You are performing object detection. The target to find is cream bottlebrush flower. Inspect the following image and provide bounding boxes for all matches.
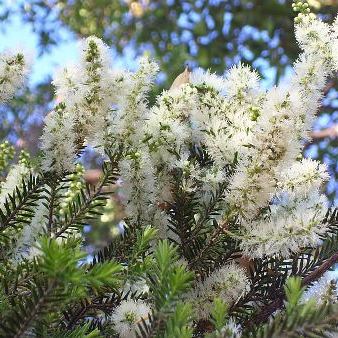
[145,84,197,164]
[201,107,256,166]
[191,66,262,166]
[189,87,234,164]
[53,36,130,150]
[291,55,327,133]
[53,37,130,105]
[223,63,260,100]
[118,148,157,224]
[190,83,229,138]
[226,167,274,220]
[240,190,328,258]
[0,47,32,103]
[277,158,329,195]
[190,68,227,94]
[12,199,48,262]
[198,13,335,222]
[295,15,332,59]
[52,63,84,108]
[258,86,307,140]
[71,37,111,144]
[289,15,336,133]
[256,86,304,157]
[203,121,255,166]
[226,85,304,219]
[40,104,77,174]
[111,300,151,338]
[159,83,198,120]
[0,163,29,206]
[191,263,249,319]
[332,17,338,71]
[110,56,158,146]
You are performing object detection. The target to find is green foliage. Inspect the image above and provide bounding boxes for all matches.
[0,173,45,233]
[0,140,15,173]
[0,236,122,337]
[141,240,194,336]
[51,323,101,338]
[253,277,338,338]
[0,146,337,336]
[0,3,338,330]
[284,277,305,313]
[52,159,118,238]
[126,225,157,278]
[210,298,229,333]
[39,237,122,291]
[149,240,193,314]
[164,302,194,338]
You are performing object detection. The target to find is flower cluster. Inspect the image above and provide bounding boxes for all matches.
[189,263,249,319]
[38,8,338,260]
[40,102,77,173]
[0,141,15,172]
[0,47,32,103]
[111,300,151,338]
[59,163,85,215]
[41,37,132,172]
[0,162,29,206]
[0,1,338,336]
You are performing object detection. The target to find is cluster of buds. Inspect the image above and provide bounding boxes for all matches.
[292,0,316,23]
[18,150,31,168]
[0,141,15,172]
[59,163,85,215]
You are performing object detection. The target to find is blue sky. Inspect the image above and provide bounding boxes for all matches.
[0,5,78,85]
[0,1,281,88]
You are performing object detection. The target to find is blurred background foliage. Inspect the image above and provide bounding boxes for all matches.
[0,0,338,200]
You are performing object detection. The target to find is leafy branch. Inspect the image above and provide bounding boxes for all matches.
[0,173,46,233]
[53,160,118,238]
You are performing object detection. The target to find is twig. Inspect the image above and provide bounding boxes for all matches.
[54,176,111,238]
[0,174,45,232]
[47,181,59,235]
[302,252,338,286]
[249,251,338,326]
[188,221,229,269]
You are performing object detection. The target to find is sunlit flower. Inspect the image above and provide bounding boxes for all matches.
[111,300,151,338]
[0,47,32,103]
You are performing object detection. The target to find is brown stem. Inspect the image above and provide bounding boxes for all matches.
[308,124,338,141]
[188,221,228,269]
[54,176,110,238]
[13,281,55,338]
[302,252,338,286]
[249,252,338,326]
[47,181,58,235]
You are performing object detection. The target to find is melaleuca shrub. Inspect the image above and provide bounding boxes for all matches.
[0,1,338,337]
